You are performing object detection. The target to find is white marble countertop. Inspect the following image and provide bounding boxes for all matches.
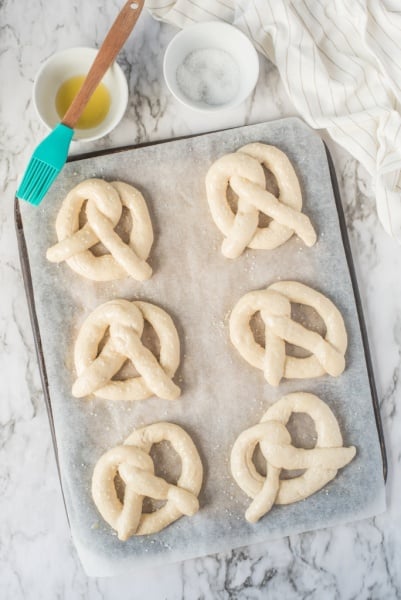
[1,3,401,598]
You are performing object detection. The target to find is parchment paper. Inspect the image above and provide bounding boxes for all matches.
[19,118,386,577]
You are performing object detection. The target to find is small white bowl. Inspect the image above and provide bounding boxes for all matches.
[163,21,259,112]
[33,47,129,142]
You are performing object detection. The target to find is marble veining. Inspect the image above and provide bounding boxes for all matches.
[1,2,401,598]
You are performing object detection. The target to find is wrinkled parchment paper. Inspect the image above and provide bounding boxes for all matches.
[19,118,386,576]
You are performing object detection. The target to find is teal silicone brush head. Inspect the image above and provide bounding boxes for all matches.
[16,123,74,205]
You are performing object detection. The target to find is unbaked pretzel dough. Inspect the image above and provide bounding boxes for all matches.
[231,392,356,522]
[92,422,203,540]
[72,299,181,401]
[47,178,153,281]
[229,281,347,385]
[205,143,317,258]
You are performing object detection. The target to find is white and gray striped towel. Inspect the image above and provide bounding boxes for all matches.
[147,0,401,243]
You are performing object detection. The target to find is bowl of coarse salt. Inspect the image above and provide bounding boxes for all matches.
[163,21,259,112]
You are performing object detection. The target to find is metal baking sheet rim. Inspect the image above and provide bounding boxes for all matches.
[14,125,388,544]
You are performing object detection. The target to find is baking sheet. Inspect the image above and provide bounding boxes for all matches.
[17,118,386,577]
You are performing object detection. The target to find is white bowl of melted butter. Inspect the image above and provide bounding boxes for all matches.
[163,22,259,112]
[33,47,128,142]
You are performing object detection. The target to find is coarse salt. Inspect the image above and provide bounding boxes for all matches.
[176,48,240,106]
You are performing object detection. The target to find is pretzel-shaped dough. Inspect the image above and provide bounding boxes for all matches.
[92,422,203,539]
[205,143,317,258]
[229,281,347,385]
[47,179,153,281]
[72,299,181,401]
[231,392,356,523]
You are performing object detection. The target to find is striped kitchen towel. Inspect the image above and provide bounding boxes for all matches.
[147,0,401,243]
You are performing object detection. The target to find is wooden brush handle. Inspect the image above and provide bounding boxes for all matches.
[62,0,144,129]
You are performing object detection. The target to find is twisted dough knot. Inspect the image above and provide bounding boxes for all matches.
[231,393,356,523]
[92,423,203,540]
[229,281,347,385]
[205,143,317,258]
[72,299,181,401]
[46,179,153,281]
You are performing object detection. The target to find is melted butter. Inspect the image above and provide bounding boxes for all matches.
[55,75,111,129]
